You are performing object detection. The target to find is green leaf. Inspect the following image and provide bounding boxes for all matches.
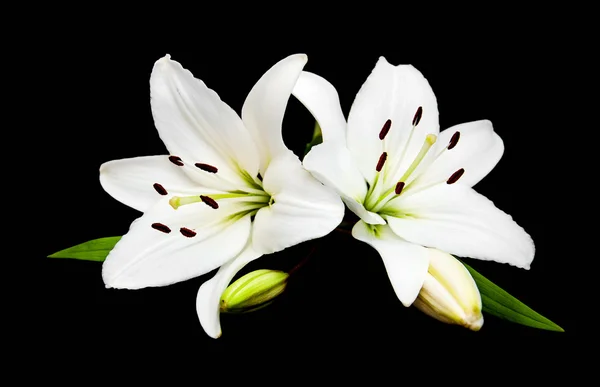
[47,236,121,262]
[303,121,323,158]
[462,261,564,332]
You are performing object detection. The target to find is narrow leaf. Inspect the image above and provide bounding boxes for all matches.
[462,261,564,332]
[48,236,121,262]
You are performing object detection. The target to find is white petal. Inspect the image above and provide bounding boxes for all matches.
[343,198,386,225]
[252,152,344,254]
[292,71,347,142]
[352,221,430,306]
[196,244,262,339]
[99,156,202,212]
[102,198,252,289]
[303,141,384,225]
[242,54,307,173]
[384,184,535,269]
[303,141,367,202]
[412,120,504,188]
[346,58,439,187]
[150,55,259,185]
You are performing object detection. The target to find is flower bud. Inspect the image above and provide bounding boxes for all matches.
[413,249,484,331]
[220,269,289,314]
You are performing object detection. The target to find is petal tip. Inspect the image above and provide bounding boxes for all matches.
[154,54,177,72]
[400,295,417,307]
[377,56,390,65]
[295,53,308,63]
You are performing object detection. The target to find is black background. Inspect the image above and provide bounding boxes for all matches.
[23,25,586,377]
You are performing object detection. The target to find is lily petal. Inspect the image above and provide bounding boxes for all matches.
[150,55,259,186]
[304,142,384,225]
[196,244,262,339]
[252,152,344,254]
[384,184,535,269]
[303,141,365,202]
[102,198,252,289]
[242,54,307,174]
[411,120,504,188]
[99,156,209,212]
[292,71,347,143]
[346,58,439,187]
[352,221,430,306]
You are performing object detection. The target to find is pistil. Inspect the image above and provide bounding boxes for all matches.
[368,134,437,213]
[398,134,437,183]
[169,192,270,210]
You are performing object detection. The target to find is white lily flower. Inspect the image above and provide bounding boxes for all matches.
[292,57,534,308]
[99,54,344,338]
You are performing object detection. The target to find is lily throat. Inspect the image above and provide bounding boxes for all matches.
[363,107,464,214]
[150,155,273,237]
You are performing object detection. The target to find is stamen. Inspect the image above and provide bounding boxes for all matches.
[379,119,392,140]
[376,152,388,172]
[390,107,425,180]
[195,163,218,173]
[398,134,437,182]
[200,195,219,209]
[395,182,405,195]
[257,173,263,182]
[168,155,184,166]
[447,168,465,184]
[448,131,460,150]
[412,106,423,126]
[151,223,171,234]
[180,227,197,238]
[153,183,168,195]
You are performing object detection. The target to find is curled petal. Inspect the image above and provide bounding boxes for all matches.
[252,152,344,254]
[292,71,347,143]
[352,221,430,307]
[303,141,384,224]
[303,141,364,198]
[242,54,307,174]
[196,244,262,339]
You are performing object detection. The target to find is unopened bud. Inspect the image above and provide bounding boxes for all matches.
[220,269,289,314]
[413,249,484,331]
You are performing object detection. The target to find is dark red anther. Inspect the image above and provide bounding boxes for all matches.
[180,227,197,238]
[395,181,405,195]
[151,223,171,234]
[153,183,168,195]
[168,155,184,166]
[448,131,460,150]
[200,195,219,209]
[379,119,392,140]
[447,168,465,184]
[412,106,423,126]
[195,163,218,173]
[376,152,388,172]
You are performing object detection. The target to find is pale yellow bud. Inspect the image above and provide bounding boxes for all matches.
[220,269,289,314]
[413,249,484,331]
